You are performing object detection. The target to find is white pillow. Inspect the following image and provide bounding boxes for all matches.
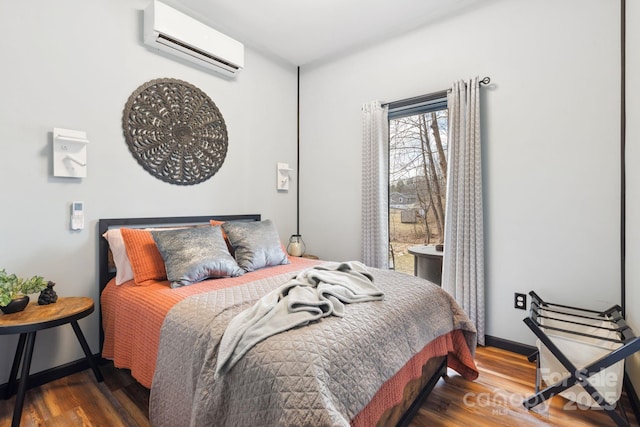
[102,229,134,285]
[103,226,188,285]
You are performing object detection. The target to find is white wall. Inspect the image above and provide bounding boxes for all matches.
[625,0,640,400]
[0,0,297,383]
[2,0,637,395]
[300,0,622,347]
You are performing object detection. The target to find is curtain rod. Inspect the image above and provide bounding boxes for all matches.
[382,76,491,108]
[446,76,491,92]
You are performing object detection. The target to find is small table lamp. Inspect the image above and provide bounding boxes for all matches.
[287,234,306,257]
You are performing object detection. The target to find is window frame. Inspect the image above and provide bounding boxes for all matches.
[387,90,448,120]
[386,91,448,272]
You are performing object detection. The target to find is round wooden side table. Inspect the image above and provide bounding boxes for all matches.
[0,296,103,427]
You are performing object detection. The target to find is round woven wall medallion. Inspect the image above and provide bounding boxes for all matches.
[122,78,228,185]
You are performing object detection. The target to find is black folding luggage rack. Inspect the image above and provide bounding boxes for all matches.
[523,291,640,427]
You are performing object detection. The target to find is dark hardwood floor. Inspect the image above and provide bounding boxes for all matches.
[0,346,637,426]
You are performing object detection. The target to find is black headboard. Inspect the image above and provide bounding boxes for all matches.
[97,214,261,293]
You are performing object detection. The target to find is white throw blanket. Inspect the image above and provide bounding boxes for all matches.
[215,261,384,377]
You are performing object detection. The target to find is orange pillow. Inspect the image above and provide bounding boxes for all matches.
[120,228,167,285]
[210,220,233,254]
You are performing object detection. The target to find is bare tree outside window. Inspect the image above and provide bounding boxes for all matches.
[389,109,448,274]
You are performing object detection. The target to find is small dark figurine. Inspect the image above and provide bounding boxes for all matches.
[38,281,58,305]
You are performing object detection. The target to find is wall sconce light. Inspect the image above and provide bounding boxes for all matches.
[277,162,293,191]
[53,128,89,178]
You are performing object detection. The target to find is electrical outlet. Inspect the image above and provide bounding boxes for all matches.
[514,293,527,310]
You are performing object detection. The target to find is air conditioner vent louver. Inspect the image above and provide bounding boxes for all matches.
[155,34,240,71]
[144,1,244,78]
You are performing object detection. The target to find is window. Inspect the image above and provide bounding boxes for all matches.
[388,93,448,274]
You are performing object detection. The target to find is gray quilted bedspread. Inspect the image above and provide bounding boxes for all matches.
[149,265,476,427]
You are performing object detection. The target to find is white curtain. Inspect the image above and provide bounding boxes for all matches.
[442,77,485,345]
[361,101,389,269]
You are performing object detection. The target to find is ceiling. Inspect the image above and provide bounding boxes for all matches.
[164,0,486,66]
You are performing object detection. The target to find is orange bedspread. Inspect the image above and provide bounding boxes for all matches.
[101,257,478,425]
[101,256,321,388]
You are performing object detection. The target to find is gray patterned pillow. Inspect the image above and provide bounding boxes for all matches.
[222,219,289,272]
[151,226,244,288]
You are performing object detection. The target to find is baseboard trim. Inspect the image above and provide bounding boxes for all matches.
[0,353,102,397]
[484,335,536,356]
[624,372,640,425]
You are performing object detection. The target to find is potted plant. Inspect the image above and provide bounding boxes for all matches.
[0,269,48,314]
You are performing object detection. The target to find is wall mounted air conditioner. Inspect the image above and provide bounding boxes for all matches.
[143,0,244,78]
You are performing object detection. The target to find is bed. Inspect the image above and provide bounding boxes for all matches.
[98,214,479,426]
